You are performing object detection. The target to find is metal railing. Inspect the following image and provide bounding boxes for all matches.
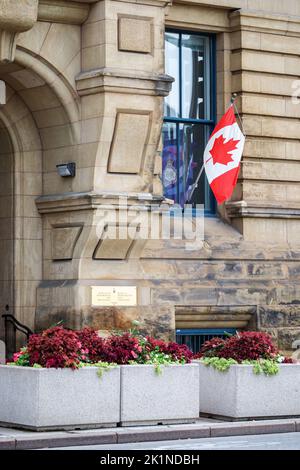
[2,306,33,360]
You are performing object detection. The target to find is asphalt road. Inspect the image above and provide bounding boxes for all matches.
[50,432,300,450]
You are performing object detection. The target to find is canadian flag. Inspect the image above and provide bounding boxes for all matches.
[204,105,245,204]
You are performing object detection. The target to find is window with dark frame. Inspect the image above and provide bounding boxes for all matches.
[163,31,216,213]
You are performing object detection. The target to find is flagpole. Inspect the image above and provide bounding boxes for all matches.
[185,162,205,203]
[231,93,246,136]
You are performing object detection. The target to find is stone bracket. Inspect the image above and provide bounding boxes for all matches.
[0,0,38,62]
[38,0,90,25]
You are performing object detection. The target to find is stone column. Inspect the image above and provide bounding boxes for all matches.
[35,0,174,338]
[226,9,300,244]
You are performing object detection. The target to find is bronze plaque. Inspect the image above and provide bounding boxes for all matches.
[91,286,137,306]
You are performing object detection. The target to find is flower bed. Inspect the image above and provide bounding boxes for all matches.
[194,331,299,420]
[0,325,199,429]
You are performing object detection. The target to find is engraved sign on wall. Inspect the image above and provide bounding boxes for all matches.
[91,286,137,307]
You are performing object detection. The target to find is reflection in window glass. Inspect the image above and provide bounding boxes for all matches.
[162,122,177,202]
[164,33,180,118]
[163,31,215,212]
[181,34,210,120]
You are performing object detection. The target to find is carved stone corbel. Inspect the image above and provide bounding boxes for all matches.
[0,0,38,62]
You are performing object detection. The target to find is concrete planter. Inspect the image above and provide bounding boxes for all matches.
[198,362,300,420]
[120,364,199,426]
[0,365,120,430]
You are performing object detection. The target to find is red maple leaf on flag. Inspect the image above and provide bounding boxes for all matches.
[209,135,240,166]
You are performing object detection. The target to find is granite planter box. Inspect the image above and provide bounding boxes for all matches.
[0,365,121,430]
[198,362,300,420]
[120,364,200,426]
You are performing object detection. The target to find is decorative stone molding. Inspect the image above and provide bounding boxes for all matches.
[38,0,90,25]
[230,9,300,36]
[108,111,151,174]
[51,225,83,261]
[0,0,38,62]
[76,68,173,97]
[226,201,300,219]
[36,191,167,214]
[118,15,153,54]
[175,305,256,329]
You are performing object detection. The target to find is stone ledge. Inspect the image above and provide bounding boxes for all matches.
[36,191,170,214]
[76,68,174,97]
[226,201,300,219]
[175,305,256,329]
[230,9,300,36]
[38,0,90,25]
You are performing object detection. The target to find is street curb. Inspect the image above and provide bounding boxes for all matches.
[117,426,211,443]
[0,437,15,450]
[209,419,296,438]
[15,431,118,450]
[0,419,300,449]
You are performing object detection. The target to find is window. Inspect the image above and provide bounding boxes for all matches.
[176,329,237,354]
[163,31,216,212]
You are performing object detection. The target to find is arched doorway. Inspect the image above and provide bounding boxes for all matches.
[0,49,80,344]
[0,79,43,343]
[0,121,14,341]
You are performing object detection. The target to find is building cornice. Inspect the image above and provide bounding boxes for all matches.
[230,9,300,36]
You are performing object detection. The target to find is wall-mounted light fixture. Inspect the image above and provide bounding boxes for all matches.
[56,162,76,177]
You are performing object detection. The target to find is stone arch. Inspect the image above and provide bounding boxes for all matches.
[0,83,42,336]
[0,46,81,337]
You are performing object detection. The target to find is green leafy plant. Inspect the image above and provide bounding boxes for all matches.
[130,347,184,375]
[201,357,238,372]
[79,361,117,379]
[196,331,294,376]
[251,359,279,376]
[200,357,280,375]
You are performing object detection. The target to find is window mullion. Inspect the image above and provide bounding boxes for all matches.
[179,32,182,118]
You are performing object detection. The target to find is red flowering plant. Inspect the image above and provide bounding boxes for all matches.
[26,327,84,369]
[193,337,225,359]
[100,332,143,364]
[132,336,193,372]
[196,331,295,375]
[9,323,193,371]
[77,327,106,363]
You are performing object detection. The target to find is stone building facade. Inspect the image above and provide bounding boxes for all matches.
[0,0,299,352]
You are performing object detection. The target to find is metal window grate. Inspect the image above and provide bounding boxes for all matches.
[176,328,236,354]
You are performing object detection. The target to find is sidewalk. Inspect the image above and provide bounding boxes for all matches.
[1,417,300,450]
